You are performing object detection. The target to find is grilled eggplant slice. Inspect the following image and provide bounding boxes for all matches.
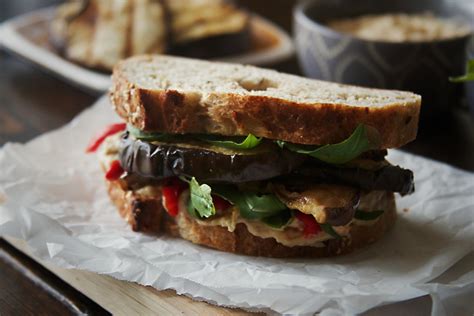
[280,164,414,195]
[119,133,304,183]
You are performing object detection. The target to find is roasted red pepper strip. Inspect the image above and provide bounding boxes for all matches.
[105,160,124,181]
[162,187,179,217]
[86,123,127,153]
[295,211,321,237]
[162,178,187,217]
[212,195,232,211]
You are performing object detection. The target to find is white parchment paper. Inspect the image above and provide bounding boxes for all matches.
[0,96,473,315]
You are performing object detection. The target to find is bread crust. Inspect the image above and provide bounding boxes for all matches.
[106,179,397,258]
[110,67,420,148]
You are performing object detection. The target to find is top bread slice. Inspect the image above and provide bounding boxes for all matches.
[110,55,421,148]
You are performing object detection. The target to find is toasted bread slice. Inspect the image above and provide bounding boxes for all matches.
[52,0,250,71]
[52,0,168,71]
[169,1,249,44]
[111,55,421,148]
[106,178,397,258]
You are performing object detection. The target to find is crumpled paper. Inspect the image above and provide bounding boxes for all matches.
[0,96,473,316]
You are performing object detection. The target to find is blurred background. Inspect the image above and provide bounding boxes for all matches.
[0,1,473,315]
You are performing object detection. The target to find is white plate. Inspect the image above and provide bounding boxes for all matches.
[0,7,294,93]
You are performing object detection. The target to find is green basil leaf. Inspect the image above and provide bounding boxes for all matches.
[188,177,215,218]
[196,134,262,149]
[277,124,381,164]
[129,125,262,150]
[187,198,200,219]
[450,59,474,83]
[354,210,384,221]
[320,223,341,239]
[213,185,286,220]
[261,211,293,229]
[238,193,287,219]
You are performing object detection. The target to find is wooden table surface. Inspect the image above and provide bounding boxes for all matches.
[1,1,473,315]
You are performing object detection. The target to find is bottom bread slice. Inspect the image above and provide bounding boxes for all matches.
[107,179,397,258]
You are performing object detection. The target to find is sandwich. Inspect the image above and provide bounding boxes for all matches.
[51,0,250,71]
[88,55,421,258]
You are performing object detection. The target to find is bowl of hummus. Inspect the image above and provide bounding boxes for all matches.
[294,0,473,114]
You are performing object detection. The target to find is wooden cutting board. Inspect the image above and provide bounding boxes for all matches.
[5,237,258,315]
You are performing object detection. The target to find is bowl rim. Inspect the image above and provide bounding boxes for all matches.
[293,0,473,46]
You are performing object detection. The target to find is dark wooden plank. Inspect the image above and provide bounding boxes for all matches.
[0,238,111,315]
[0,1,111,314]
[0,51,97,145]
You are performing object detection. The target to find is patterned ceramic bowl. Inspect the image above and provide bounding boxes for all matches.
[294,0,474,113]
